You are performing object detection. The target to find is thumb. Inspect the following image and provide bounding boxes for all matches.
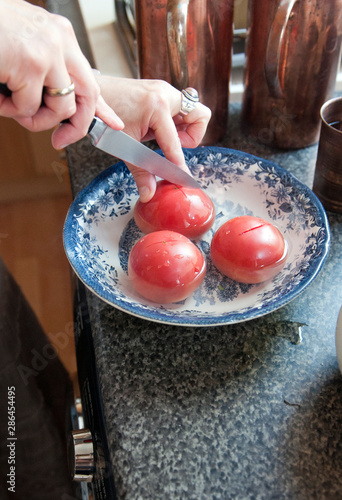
[126,162,157,203]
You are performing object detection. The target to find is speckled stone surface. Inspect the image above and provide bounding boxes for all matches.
[66,103,342,499]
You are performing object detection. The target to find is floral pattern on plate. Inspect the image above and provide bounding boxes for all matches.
[63,147,330,326]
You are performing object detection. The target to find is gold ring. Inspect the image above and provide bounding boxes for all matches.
[44,81,75,97]
[179,87,199,116]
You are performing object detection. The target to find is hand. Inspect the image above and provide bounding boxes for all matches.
[97,76,211,202]
[0,0,123,148]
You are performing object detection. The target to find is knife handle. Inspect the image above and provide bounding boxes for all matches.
[87,117,108,145]
[88,117,97,134]
[0,83,12,97]
[61,118,97,135]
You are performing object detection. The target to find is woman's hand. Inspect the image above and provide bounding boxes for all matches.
[0,0,123,147]
[0,0,211,200]
[97,76,211,202]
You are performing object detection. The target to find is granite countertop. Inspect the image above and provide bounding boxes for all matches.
[66,102,342,499]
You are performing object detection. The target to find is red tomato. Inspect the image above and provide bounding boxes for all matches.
[128,230,206,303]
[134,180,215,240]
[210,216,288,284]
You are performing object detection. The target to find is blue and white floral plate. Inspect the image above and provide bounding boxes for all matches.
[63,147,330,326]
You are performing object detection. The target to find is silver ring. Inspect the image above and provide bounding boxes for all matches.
[179,87,199,116]
[44,81,75,97]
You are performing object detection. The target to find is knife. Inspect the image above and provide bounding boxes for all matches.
[88,117,200,189]
[0,83,200,189]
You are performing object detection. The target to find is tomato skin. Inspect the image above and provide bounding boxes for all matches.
[128,230,206,303]
[210,216,288,284]
[134,180,215,240]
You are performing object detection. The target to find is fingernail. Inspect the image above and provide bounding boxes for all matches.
[110,110,124,128]
[138,186,152,202]
[116,117,125,128]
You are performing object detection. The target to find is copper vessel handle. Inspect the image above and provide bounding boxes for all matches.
[166,0,190,89]
[265,0,297,98]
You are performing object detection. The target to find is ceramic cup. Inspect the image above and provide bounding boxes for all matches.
[313,97,342,213]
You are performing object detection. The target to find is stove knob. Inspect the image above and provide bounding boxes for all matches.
[68,429,94,482]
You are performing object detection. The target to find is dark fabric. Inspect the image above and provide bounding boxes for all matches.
[0,257,76,499]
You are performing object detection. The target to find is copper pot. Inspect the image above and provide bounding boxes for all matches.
[135,0,234,145]
[241,0,342,149]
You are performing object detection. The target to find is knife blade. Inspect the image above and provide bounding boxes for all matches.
[88,117,200,189]
[0,83,199,189]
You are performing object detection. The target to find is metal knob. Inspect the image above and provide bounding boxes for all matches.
[68,429,94,482]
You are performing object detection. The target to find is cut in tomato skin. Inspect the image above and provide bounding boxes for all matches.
[134,180,215,240]
[210,216,288,284]
[128,230,206,303]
